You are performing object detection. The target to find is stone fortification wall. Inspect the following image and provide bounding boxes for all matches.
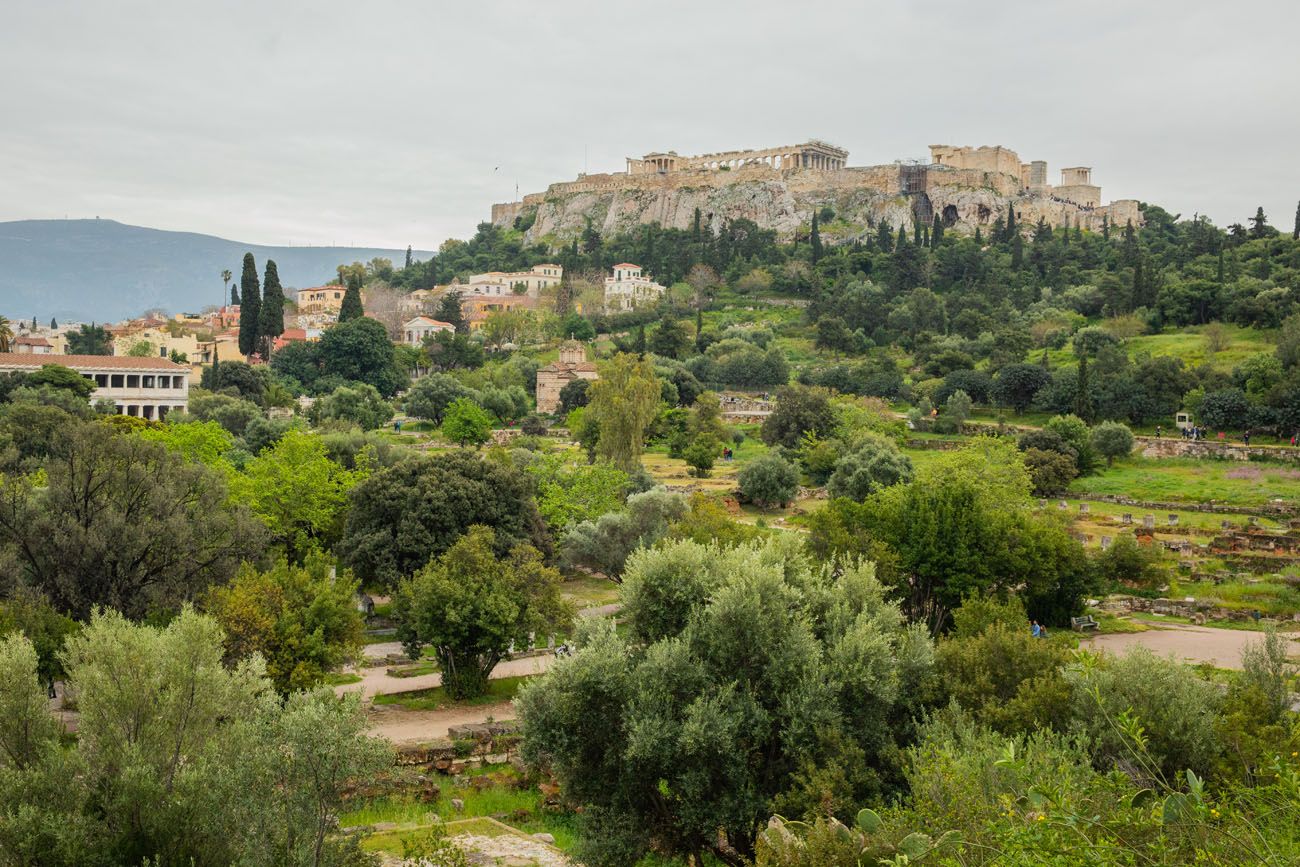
[493,159,1139,242]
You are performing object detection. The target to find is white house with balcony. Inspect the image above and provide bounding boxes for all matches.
[603,263,666,311]
[0,353,190,420]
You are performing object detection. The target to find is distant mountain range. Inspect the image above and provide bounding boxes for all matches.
[0,219,432,322]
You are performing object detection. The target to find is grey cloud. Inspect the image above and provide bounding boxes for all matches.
[1,0,1298,248]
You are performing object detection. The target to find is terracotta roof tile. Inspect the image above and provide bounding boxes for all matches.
[0,353,189,371]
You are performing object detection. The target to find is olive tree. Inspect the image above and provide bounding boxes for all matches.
[1090,420,1135,466]
[393,526,570,698]
[518,536,934,867]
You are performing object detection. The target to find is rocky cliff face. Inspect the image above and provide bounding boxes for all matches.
[494,164,1140,244]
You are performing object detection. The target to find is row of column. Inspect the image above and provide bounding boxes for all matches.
[691,152,844,171]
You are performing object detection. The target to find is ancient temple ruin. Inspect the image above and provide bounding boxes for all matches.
[626,140,849,174]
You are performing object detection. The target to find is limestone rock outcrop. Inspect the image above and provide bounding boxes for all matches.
[493,160,1140,245]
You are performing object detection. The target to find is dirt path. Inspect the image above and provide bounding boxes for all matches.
[1084,622,1294,670]
[337,653,557,700]
[366,700,519,744]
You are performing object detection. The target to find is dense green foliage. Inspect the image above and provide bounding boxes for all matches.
[341,450,549,588]
[0,610,388,866]
[393,526,569,698]
[519,536,934,866]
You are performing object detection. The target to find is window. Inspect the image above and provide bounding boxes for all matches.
[142,375,155,388]
[127,375,140,388]
[111,374,124,388]
[95,374,108,387]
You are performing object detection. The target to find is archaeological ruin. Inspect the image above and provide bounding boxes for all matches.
[491,138,1140,246]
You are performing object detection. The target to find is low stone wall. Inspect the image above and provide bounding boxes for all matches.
[1076,492,1300,517]
[395,721,523,775]
[1136,437,1300,464]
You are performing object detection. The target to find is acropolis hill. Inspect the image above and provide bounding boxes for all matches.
[492,141,1141,243]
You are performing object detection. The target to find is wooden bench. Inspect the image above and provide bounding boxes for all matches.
[1071,615,1100,633]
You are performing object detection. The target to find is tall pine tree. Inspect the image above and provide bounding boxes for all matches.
[810,211,822,263]
[236,253,261,357]
[931,214,943,247]
[405,245,413,269]
[1005,202,1017,241]
[1249,207,1270,239]
[338,273,365,322]
[1292,201,1300,241]
[259,259,286,354]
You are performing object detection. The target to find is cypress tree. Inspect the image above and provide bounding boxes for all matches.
[1249,207,1269,239]
[1132,257,1145,309]
[237,253,260,357]
[1011,234,1024,269]
[913,219,922,247]
[231,284,241,306]
[259,259,286,354]
[1293,201,1300,241]
[50,317,57,329]
[31,316,37,330]
[810,211,822,263]
[405,246,413,269]
[931,214,943,247]
[974,226,982,244]
[896,225,908,250]
[1102,215,1110,241]
[692,207,702,244]
[211,343,221,390]
[338,273,365,322]
[1005,203,1016,241]
[1074,354,1091,422]
[876,220,893,252]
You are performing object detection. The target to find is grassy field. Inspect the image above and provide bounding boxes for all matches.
[344,764,698,864]
[1054,497,1287,531]
[560,574,620,609]
[371,675,531,712]
[1041,323,1276,373]
[343,764,581,853]
[1167,578,1300,616]
[1070,456,1300,508]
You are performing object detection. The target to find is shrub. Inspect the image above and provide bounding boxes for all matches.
[738,453,800,508]
[1066,646,1222,781]
[441,398,493,446]
[826,437,913,501]
[1090,420,1135,466]
[1022,447,1078,496]
[681,435,720,478]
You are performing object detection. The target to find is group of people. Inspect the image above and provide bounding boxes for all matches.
[1155,424,1231,442]
[1031,621,1049,639]
[722,446,734,461]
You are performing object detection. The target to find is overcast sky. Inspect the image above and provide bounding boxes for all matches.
[2,0,1298,250]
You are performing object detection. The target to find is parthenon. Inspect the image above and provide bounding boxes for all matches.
[627,140,848,175]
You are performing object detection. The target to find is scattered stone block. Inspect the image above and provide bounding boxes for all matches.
[451,798,465,813]
[1168,514,1179,526]
[1078,503,1090,514]
[1121,513,1133,524]
[1144,515,1155,529]
[1101,536,1112,549]
[1058,500,1069,510]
